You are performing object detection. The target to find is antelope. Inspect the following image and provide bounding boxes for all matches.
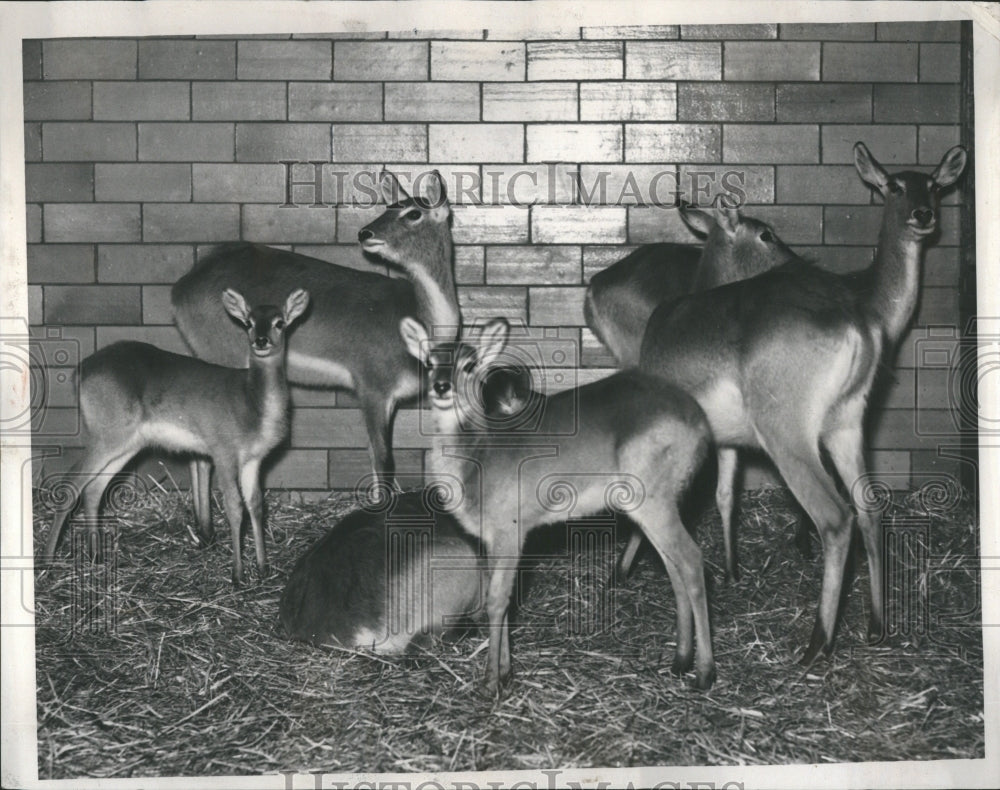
[171,170,458,534]
[400,316,716,694]
[584,199,800,368]
[279,366,532,654]
[586,201,803,581]
[637,144,967,665]
[44,289,310,586]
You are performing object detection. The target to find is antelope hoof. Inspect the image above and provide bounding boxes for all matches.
[799,621,833,667]
[725,563,741,584]
[197,529,216,549]
[867,616,886,645]
[231,569,244,588]
[258,561,271,579]
[670,652,694,677]
[693,665,716,691]
[611,562,630,587]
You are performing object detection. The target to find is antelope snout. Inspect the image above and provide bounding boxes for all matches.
[912,208,934,227]
[433,381,451,397]
[254,336,270,350]
[358,228,374,243]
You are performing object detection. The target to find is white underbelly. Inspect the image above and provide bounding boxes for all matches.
[287,351,356,389]
[696,380,755,446]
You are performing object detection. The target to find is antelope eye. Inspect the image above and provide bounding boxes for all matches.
[760,230,774,243]
[403,209,422,221]
[888,181,903,194]
[274,319,286,330]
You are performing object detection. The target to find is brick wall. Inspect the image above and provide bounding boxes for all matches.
[25,21,969,494]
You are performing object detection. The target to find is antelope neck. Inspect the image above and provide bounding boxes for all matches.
[401,237,460,339]
[868,210,925,345]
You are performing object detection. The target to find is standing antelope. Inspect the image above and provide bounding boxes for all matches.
[587,201,803,581]
[585,200,800,368]
[171,170,458,533]
[44,289,310,586]
[637,144,967,665]
[401,316,716,694]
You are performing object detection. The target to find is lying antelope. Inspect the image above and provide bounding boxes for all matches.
[44,289,309,586]
[401,316,715,694]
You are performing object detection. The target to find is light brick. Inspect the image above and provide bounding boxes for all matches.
[451,205,529,244]
[776,83,871,123]
[874,84,960,124]
[725,42,820,80]
[486,246,581,285]
[823,43,918,82]
[483,83,578,122]
[529,286,588,326]
[724,124,819,164]
[334,206,381,244]
[578,164,680,206]
[95,164,191,201]
[98,245,195,283]
[139,123,234,162]
[877,21,961,42]
[677,83,773,122]
[23,40,42,80]
[580,82,676,122]
[583,26,679,40]
[142,285,174,324]
[242,205,337,244]
[918,126,961,165]
[96,325,187,355]
[289,82,380,122]
[238,123,329,162]
[143,204,240,242]
[27,245,94,284]
[23,82,91,121]
[779,23,874,41]
[385,82,480,121]
[626,42,721,80]
[483,163,576,205]
[527,124,621,163]
[678,164,775,205]
[332,124,426,162]
[370,164,484,206]
[93,82,190,121]
[387,29,484,40]
[45,204,141,243]
[431,124,523,163]
[454,245,485,284]
[139,40,236,79]
[431,42,525,81]
[823,206,881,244]
[457,286,527,324]
[45,285,141,325]
[334,41,428,80]
[682,24,777,40]
[627,205,703,245]
[821,125,916,164]
[43,123,136,162]
[625,124,720,163]
[193,163,287,202]
[582,246,637,282]
[193,82,287,121]
[25,163,94,202]
[920,43,961,82]
[238,40,331,79]
[43,40,136,79]
[743,205,823,244]
[527,42,622,80]
[531,206,626,244]
[775,165,870,204]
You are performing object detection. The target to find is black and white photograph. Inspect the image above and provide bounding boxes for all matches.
[1,1,997,788]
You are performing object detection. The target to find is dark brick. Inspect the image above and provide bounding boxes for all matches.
[626,123,720,163]
[237,123,329,162]
[457,286,527,324]
[529,286,588,326]
[486,245,580,285]
[742,205,823,244]
[25,123,41,162]
[582,26,679,40]
[193,82,286,121]
[725,42,820,80]
[779,23,875,41]
[454,245,485,284]
[920,43,961,82]
[242,204,338,244]
[96,325,188,355]
[823,43,917,82]
[776,84,871,123]
[25,163,94,202]
[27,245,95,284]
[918,126,961,165]
[98,245,195,283]
[139,40,236,79]
[139,123,234,162]
[682,24,777,40]
[678,164,775,205]
[93,82,190,121]
[23,82,91,121]
[874,84,960,124]
[328,449,423,489]
[451,205,528,244]
[143,204,240,242]
[238,40,332,80]
[334,41,428,81]
[775,165,870,204]
[95,164,191,201]
[267,451,330,490]
[22,40,42,80]
[193,164,286,202]
[289,82,381,122]
[385,82,480,121]
[43,40,136,79]
[877,21,961,42]
[27,204,41,242]
[45,204,141,242]
[821,125,916,164]
[677,83,773,122]
[142,285,174,324]
[823,205,881,244]
[43,123,136,162]
[45,285,141,325]
[724,124,819,164]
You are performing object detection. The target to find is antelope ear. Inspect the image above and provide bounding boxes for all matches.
[283,289,310,326]
[221,289,252,326]
[423,169,451,222]
[932,146,967,189]
[399,316,431,364]
[853,142,889,192]
[380,170,410,205]
[473,318,510,370]
[713,194,740,235]
[678,201,713,238]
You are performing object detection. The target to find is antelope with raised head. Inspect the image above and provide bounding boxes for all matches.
[636,144,967,665]
[401,316,716,694]
[171,171,459,533]
[44,289,310,586]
